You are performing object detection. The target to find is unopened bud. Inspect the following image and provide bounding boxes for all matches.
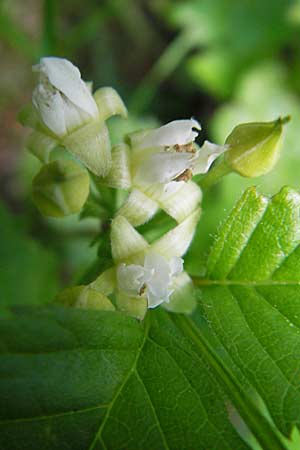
[32,159,90,217]
[224,116,290,178]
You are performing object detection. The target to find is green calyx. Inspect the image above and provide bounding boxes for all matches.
[32,159,90,218]
[224,116,290,178]
[56,285,115,311]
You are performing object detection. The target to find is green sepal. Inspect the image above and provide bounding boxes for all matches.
[62,120,111,177]
[56,285,115,311]
[91,267,116,295]
[93,87,128,121]
[111,215,149,264]
[116,291,147,320]
[26,130,58,163]
[101,144,132,189]
[117,189,158,226]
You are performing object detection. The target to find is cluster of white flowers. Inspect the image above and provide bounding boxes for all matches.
[25,57,228,319]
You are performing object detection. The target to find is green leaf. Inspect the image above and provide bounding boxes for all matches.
[194,186,300,437]
[0,306,247,450]
[2,187,300,449]
[0,203,59,306]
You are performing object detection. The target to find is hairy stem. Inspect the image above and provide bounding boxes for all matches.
[197,158,232,190]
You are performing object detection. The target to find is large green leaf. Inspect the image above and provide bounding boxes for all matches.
[1,187,300,449]
[195,186,300,437]
[0,306,247,450]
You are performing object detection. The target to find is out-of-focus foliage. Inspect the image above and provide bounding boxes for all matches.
[166,0,299,98]
[0,202,59,305]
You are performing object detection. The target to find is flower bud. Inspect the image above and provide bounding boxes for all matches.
[32,57,98,137]
[28,57,128,177]
[32,159,90,217]
[56,285,115,311]
[224,117,289,178]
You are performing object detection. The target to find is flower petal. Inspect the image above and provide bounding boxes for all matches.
[144,252,173,308]
[163,272,196,314]
[150,208,201,258]
[32,83,67,136]
[135,119,201,149]
[193,140,228,174]
[117,189,159,226]
[61,95,92,133]
[117,263,145,296]
[134,152,193,185]
[93,87,128,121]
[111,215,150,263]
[34,57,98,118]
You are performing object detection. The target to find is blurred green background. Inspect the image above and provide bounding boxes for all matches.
[1,0,300,303]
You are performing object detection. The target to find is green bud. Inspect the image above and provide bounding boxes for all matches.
[32,159,90,217]
[224,116,290,178]
[56,285,115,311]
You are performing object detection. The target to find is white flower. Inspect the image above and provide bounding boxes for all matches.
[132,119,228,186]
[117,253,183,308]
[109,211,199,317]
[32,57,98,136]
[91,212,199,319]
[101,119,227,227]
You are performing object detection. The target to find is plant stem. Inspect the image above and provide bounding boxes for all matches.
[64,7,110,54]
[42,0,57,56]
[107,0,160,54]
[197,159,232,190]
[129,30,198,115]
[173,314,288,450]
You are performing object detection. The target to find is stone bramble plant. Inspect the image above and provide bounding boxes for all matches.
[3,57,300,450]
